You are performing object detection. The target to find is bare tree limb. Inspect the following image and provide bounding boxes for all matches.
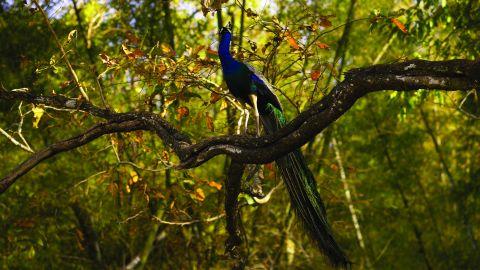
[0,120,146,193]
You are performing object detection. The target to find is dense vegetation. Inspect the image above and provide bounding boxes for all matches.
[1,0,479,269]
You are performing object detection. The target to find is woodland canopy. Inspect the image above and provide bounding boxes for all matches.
[0,0,479,269]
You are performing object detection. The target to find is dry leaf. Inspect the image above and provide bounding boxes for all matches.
[315,41,330,49]
[67,30,77,42]
[121,43,133,58]
[206,113,214,131]
[208,181,222,190]
[286,31,300,50]
[319,18,333,28]
[390,18,407,33]
[177,107,189,120]
[210,92,221,104]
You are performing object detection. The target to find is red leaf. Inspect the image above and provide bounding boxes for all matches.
[210,91,221,104]
[177,107,189,120]
[311,70,321,81]
[315,41,330,49]
[286,31,300,50]
[390,18,407,33]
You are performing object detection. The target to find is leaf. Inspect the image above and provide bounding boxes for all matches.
[131,49,144,58]
[99,53,116,66]
[122,43,133,58]
[194,188,205,201]
[206,113,214,131]
[220,100,228,110]
[390,18,407,33]
[129,170,139,184]
[315,41,330,49]
[246,8,258,18]
[201,0,210,16]
[311,70,321,81]
[177,107,189,120]
[206,48,218,56]
[210,91,221,104]
[286,238,296,264]
[32,106,44,128]
[161,43,175,57]
[285,31,300,50]
[67,30,77,42]
[319,18,333,28]
[208,181,222,190]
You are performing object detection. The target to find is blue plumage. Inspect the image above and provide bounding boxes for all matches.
[218,25,349,268]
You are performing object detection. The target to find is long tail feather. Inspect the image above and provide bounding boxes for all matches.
[261,104,350,268]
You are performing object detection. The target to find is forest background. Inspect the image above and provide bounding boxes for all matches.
[0,0,479,269]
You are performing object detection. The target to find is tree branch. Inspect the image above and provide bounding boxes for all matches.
[0,59,479,193]
[0,120,146,193]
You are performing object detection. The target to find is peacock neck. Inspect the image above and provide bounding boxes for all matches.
[219,32,235,68]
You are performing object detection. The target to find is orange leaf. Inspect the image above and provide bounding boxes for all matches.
[315,42,330,49]
[311,70,321,81]
[208,181,222,190]
[390,18,407,33]
[177,107,189,120]
[286,31,300,50]
[206,113,215,131]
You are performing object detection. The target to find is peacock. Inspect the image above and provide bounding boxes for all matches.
[218,24,349,268]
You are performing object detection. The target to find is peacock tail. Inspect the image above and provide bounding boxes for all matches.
[262,104,350,268]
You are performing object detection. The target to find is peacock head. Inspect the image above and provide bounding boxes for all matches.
[219,22,232,38]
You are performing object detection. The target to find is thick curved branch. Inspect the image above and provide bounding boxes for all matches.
[178,59,480,167]
[1,59,479,193]
[0,120,146,193]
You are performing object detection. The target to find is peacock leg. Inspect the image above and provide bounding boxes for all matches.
[244,108,250,134]
[236,107,244,135]
[249,94,260,136]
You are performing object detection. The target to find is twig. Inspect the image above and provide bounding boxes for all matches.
[151,213,225,226]
[0,120,145,194]
[0,127,34,153]
[119,210,145,224]
[32,0,90,101]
